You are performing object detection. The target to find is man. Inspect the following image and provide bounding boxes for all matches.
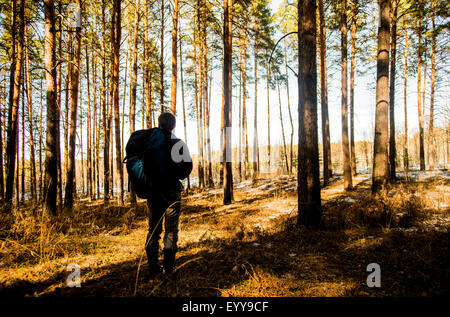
[144,112,192,277]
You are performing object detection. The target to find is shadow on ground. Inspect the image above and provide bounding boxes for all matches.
[1,176,448,297]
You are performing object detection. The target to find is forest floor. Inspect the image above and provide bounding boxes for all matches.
[0,170,449,297]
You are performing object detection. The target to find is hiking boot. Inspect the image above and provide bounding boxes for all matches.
[163,249,176,275]
[146,244,162,278]
[148,262,163,279]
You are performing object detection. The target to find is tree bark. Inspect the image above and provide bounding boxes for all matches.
[284,39,294,175]
[64,0,82,209]
[266,65,271,172]
[318,0,331,185]
[129,0,140,204]
[428,10,436,170]
[253,39,259,181]
[170,0,178,115]
[403,26,409,175]
[350,0,358,177]
[25,33,37,202]
[5,0,25,206]
[112,0,123,205]
[85,45,93,200]
[341,0,352,191]
[179,30,190,190]
[277,82,289,173]
[102,0,110,201]
[389,0,398,180]
[372,0,390,193]
[297,0,322,228]
[417,0,425,171]
[43,0,58,215]
[223,0,233,204]
[160,0,165,112]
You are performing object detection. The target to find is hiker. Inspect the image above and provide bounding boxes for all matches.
[143,112,192,277]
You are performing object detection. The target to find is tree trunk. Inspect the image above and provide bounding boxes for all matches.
[266,65,271,172]
[21,84,25,203]
[284,39,294,175]
[193,29,205,189]
[372,0,390,193]
[403,26,409,175]
[39,77,43,200]
[277,82,289,173]
[112,0,123,205]
[428,11,436,171]
[253,40,259,181]
[5,0,25,206]
[102,0,110,201]
[43,0,58,215]
[341,0,352,191]
[297,0,322,228]
[64,0,82,209]
[318,0,331,185]
[389,0,397,180]
[0,73,4,199]
[350,0,358,177]
[56,7,63,207]
[64,31,72,191]
[143,0,150,128]
[85,46,93,200]
[129,0,140,205]
[242,16,249,179]
[179,30,190,190]
[223,0,233,204]
[92,58,99,199]
[417,0,425,171]
[25,33,37,202]
[170,0,178,115]
[160,0,165,112]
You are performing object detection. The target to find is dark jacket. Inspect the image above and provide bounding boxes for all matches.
[143,128,192,194]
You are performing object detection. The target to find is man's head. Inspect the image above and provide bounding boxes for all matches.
[158,112,176,131]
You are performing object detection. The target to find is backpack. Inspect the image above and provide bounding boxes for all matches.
[124,128,193,199]
[123,129,154,199]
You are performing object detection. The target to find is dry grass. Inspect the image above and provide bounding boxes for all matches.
[0,172,448,297]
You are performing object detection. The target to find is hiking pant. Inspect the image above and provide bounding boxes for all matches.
[145,190,182,259]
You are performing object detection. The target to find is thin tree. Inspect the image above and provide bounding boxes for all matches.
[428,7,436,170]
[102,0,110,201]
[223,0,234,204]
[64,0,82,209]
[160,0,165,112]
[170,0,178,115]
[25,31,37,202]
[129,0,140,205]
[112,0,123,205]
[389,0,398,180]
[403,25,409,175]
[85,45,93,200]
[416,0,425,171]
[372,0,390,193]
[5,0,25,206]
[179,27,190,190]
[350,0,358,177]
[341,0,352,191]
[318,0,331,185]
[297,0,322,228]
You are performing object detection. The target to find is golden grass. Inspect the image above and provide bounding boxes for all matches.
[0,173,448,297]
